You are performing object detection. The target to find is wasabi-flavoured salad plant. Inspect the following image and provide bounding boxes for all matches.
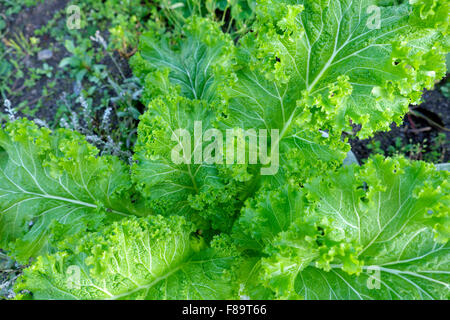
[0,0,449,299]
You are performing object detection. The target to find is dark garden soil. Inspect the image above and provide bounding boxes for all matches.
[2,0,132,123]
[2,0,71,121]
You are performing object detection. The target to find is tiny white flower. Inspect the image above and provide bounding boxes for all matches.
[4,98,15,121]
[101,107,112,131]
[60,117,70,129]
[90,30,108,49]
[33,118,49,128]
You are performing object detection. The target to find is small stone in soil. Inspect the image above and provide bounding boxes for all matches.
[38,49,53,61]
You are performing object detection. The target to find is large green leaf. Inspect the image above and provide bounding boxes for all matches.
[234,156,450,299]
[0,120,139,261]
[220,64,349,181]
[16,215,238,300]
[295,156,449,299]
[295,232,449,299]
[132,95,250,232]
[238,0,448,137]
[133,95,218,213]
[132,16,234,105]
